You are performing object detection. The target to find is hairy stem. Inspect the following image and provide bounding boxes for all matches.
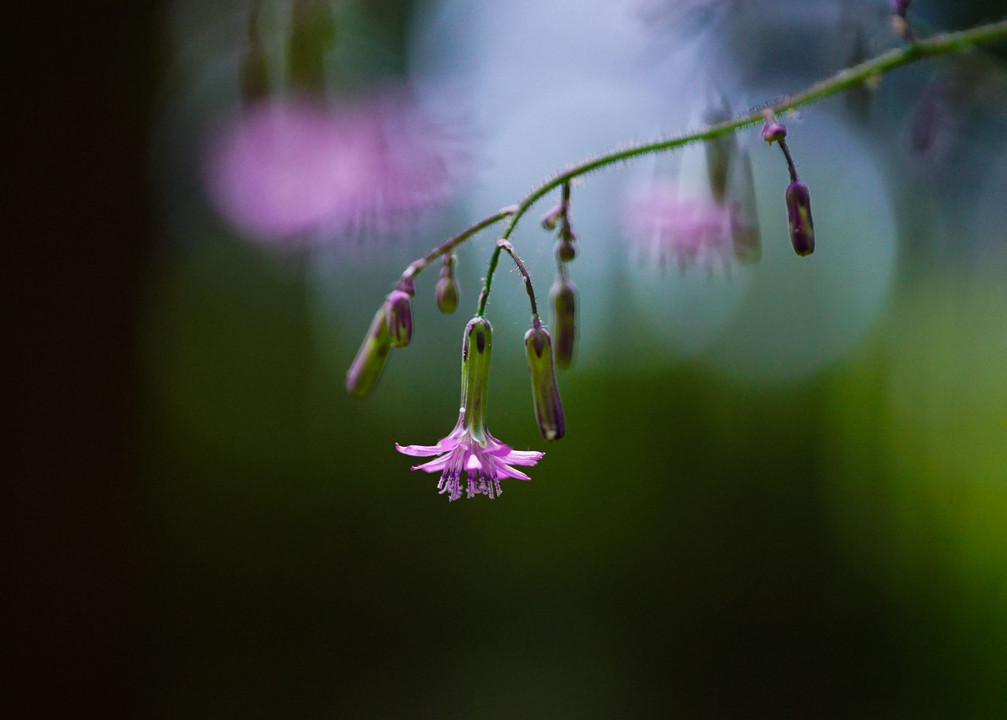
[401,205,516,283]
[460,18,1007,310]
[496,18,1007,243]
[383,18,1006,320]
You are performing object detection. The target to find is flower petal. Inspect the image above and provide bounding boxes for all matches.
[502,449,544,466]
[411,454,452,473]
[396,441,454,457]
[494,463,532,481]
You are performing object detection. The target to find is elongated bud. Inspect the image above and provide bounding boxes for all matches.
[435,254,459,314]
[346,307,392,398]
[461,317,493,437]
[785,180,815,256]
[550,278,577,369]
[385,289,413,346]
[524,322,565,441]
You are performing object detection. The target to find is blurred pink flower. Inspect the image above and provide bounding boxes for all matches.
[203,90,461,248]
[622,181,742,273]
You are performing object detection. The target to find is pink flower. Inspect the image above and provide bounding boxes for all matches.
[203,89,460,249]
[395,316,544,501]
[396,422,543,502]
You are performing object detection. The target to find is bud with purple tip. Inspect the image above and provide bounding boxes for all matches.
[550,278,577,369]
[524,321,565,441]
[540,204,564,231]
[785,180,815,256]
[762,122,787,145]
[385,289,413,347]
[345,306,393,398]
[435,254,459,314]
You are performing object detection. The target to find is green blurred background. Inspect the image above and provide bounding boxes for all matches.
[10,1,1007,718]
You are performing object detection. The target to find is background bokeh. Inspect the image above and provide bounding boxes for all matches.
[11,1,1007,717]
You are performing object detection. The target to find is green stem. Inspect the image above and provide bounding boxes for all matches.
[401,205,516,283]
[460,17,1006,311]
[494,18,1007,244]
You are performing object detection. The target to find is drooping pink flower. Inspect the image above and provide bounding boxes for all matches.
[203,89,461,248]
[396,316,544,501]
[397,422,543,502]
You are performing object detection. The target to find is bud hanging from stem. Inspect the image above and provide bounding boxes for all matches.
[345,306,393,398]
[435,253,460,314]
[550,277,577,369]
[524,320,565,441]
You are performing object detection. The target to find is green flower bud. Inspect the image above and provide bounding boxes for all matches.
[436,278,459,314]
[435,254,459,314]
[524,323,565,441]
[461,317,493,438]
[345,306,392,398]
[550,278,577,369]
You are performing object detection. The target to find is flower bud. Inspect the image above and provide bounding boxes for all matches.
[345,307,392,398]
[435,254,459,314]
[540,204,564,231]
[550,278,577,369]
[761,122,787,145]
[461,317,493,436]
[555,238,576,263]
[785,180,815,256]
[435,277,459,315]
[524,323,565,441]
[384,289,413,347]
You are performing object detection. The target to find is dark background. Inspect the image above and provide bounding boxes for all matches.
[9,1,1007,717]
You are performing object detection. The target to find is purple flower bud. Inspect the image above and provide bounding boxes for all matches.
[384,289,413,347]
[540,204,564,231]
[761,122,787,145]
[345,306,392,398]
[435,254,459,314]
[550,278,577,369]
[524,323,565,441]
[785,180,815,256]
